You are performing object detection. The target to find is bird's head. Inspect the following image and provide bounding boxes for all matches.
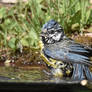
[41,20,64,44]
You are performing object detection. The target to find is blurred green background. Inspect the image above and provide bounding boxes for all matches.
[0,0,92,51]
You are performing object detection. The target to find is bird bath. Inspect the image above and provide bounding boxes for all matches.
[0,63,92,91]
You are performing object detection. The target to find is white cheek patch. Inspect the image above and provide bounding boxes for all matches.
[53,33,62,41]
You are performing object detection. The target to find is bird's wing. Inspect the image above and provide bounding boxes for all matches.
[72,63,92,80]
[44,39,92,66]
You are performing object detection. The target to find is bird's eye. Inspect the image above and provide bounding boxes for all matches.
[49,30,54,34]
[58,30,61,32]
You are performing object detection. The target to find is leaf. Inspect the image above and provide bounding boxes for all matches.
[0,8,6,18]
[4,19,11,25]
[70,10,81,24]
[85,9,91,23]
[36,0,43,4]
[71,23,80,30]
[29,28,38,40]
[8,38,16,49]
[20,37,29,46]
[27,28,39,47]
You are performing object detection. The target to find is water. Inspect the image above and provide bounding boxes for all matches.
[0,65,51,82]
[0,62,92,91]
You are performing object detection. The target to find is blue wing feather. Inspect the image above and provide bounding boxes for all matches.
[44,39,92,66]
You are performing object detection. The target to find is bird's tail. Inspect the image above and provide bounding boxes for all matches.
[72,63,92,81]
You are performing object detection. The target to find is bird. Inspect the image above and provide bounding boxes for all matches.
[40,19,92,81]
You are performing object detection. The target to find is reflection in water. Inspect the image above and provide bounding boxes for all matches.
[0,65,50,82]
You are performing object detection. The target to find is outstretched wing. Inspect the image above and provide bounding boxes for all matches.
[44,39,92,66]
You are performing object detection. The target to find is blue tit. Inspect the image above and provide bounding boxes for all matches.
[41,19,92,80]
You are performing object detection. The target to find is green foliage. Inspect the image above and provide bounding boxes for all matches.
[0,0,92,51]
[0,7,6,18]
[8,38,16,49]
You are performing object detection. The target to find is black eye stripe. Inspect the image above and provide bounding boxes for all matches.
[58,29,62,32]
[47,27,54,31]
[50,30,55,34]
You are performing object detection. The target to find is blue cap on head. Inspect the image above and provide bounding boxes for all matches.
[42,19,57,30]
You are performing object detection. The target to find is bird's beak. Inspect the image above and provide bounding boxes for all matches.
[40,29,47,37]
[42,29,47,33]
[40,32,45,37]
